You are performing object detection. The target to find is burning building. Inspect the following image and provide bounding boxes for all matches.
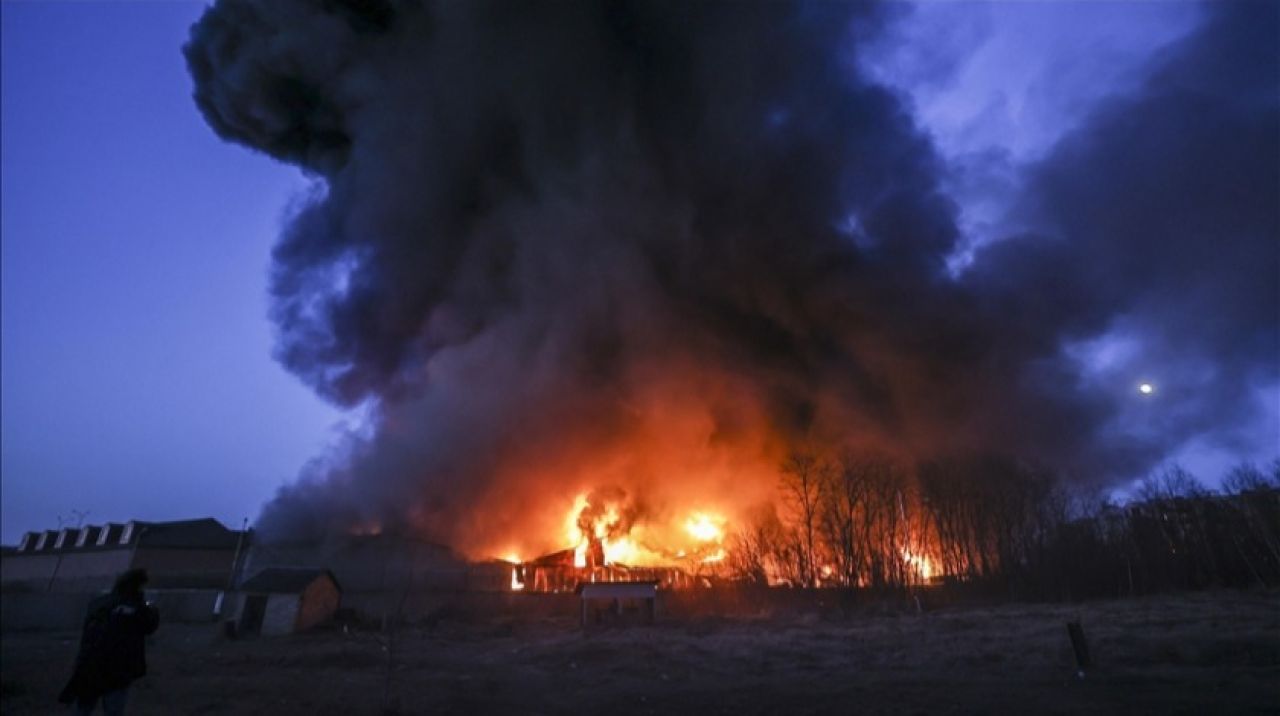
[501,488,726,592]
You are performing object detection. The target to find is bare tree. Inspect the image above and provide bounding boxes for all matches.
[1223,462,1274,494]
[864,457,911,588]
[750,442,1279,597]
[779,450,829,587]
[1221,461,1280,582]
[1136,463,1206,501]
[818,453,913,589]
[727,505,788,586]
[919,458,984,579]
[816,453,865,587]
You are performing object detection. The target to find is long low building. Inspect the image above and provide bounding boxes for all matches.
[2,518,248,594]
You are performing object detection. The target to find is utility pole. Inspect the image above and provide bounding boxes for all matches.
[217,518,250,619]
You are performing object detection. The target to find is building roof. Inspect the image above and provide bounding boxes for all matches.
[240,567,340,594]
[10,517,243,553]
[136,518,241,549]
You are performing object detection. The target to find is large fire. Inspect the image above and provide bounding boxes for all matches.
[683,512,727,563]
[564,491,727,569]
[499,489,738,592]
[501,483,942,592]
[470,403,947,594]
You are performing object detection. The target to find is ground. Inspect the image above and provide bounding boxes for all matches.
[3,590,1277,715]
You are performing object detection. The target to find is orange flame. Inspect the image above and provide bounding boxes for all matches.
[902,549,934,583]
[684,512,725,542]
[556,491,731,568]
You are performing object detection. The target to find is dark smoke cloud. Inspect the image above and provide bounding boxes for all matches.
[184,0,1277,546]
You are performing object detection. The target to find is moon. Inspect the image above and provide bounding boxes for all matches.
[1138,383,1155,395]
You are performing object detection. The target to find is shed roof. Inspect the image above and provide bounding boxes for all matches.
[240,567,339,594]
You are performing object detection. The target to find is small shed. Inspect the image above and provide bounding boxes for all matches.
[236,567,340,636]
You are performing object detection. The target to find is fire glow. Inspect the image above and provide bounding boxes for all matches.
[902,549,934,583]
[563,492,729,569]
[500,482,945,592]
[684,512,727,563]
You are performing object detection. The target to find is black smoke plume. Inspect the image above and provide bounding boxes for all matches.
[185,0,1277,550]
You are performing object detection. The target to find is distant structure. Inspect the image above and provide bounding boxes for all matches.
[234,567,341,636]
[2,518,248,593]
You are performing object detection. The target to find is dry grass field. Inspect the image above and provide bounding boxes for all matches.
[3,589,1277,715]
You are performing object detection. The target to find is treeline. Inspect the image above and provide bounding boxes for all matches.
[725,452,1280,600]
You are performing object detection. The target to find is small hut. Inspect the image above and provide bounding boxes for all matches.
[236,567,340,636]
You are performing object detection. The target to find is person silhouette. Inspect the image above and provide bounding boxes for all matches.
[59,568,160,715]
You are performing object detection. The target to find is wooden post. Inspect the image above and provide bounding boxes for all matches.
[1066,622,1091,673]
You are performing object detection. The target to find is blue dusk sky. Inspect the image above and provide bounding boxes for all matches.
[2,1,342,542]
[2,1,1275,545]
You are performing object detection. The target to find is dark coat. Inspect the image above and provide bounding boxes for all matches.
[59,592,160,704]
